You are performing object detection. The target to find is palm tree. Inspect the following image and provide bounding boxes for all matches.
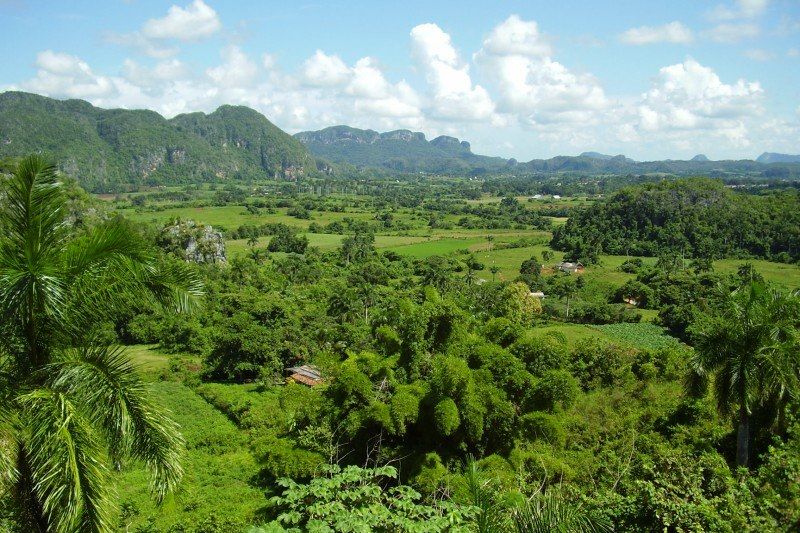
[511,491,611,533]
[0,156,203,531]
[686,282,800,467]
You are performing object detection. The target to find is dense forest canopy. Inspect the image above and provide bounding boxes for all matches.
[552,178,800,263]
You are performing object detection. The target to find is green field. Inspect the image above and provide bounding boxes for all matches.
[385,237,487,258]
[227,233,433,256]
[116,381,263,531]
[528,322,683,351]
[120,205,377,231]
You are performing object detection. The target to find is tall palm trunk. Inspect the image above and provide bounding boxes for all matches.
[736,404,750,467]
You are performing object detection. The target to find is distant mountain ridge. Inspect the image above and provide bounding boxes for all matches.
[756,152,800,164]
[1,92,799,188]
[0,91,315,191]
[297,124,799,177]
[294,125,510,173]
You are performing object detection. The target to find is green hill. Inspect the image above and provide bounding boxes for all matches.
[294,125,513,174]
[551,178,800,262]
[0,91,316,191]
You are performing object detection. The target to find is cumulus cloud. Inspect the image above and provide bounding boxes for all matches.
[106,0,220,59]
[475,15,608,128]
[206,45,258,87]
[636,58,762,145]
[122,58,189,87]
[620,21,694,45]
[262,53,277,70]
[23,50,115,98]
[410,23,495,121]
[479,15,551,57]
[300,50,351,87]
[142,0,221,41]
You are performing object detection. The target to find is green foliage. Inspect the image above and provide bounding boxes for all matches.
[528,369,580,412]
[267,464,476,532]
[0,92,316,191]
[435,398,461,437]
[552,178,800,262]
[570,339,635,390]
[483,317,521,348]
[0,156,202,531]
[267,224,309,254]
[519,412,566,448]
[511,332,569,376]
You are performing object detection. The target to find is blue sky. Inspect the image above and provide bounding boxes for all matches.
[1,0,798,160]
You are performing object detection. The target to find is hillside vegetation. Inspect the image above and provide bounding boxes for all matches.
[0,91,315,191]
[552,178,800,263]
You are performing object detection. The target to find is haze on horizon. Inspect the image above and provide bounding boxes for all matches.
[1,0,798,161]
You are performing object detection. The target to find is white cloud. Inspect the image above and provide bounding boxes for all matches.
[705,22,760,42]
[743,48,773,61]
[300,50,351,87]
[23,50,115,98]
[788,48,800,58]
[709,0,769,21]
[122,58,189,87]
[206,46,258,87]
[410,22,495,121]
[620,21,694,45]
[142,0,221,41]
[636,59,763,146]
[479,15,551,57]
[475,16,608,128]
[262,53,276,70]
[344,57,423,121]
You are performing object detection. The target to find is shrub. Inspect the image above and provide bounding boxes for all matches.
[434,397,460,436]
[570,339,634,390]
[268,465,474,532]
[374,324,401,355]
[482,317,521,347]
[124,313,161,344]
[519,412,565,447]
[254,436,326,481]
[159,313,210,355]
[390,388,422,435]
[528,369,579,412]
[511,332,569,376]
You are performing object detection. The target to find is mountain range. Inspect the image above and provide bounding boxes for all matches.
[0,91,314,191]
[1,91,799,191]
[294,126,799,177]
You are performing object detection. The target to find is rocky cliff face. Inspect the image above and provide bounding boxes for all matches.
[157,220,227,264]
[431,135,471,154]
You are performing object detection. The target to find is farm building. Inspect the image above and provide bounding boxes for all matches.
[286,365,323,387]
[555,261,584,274]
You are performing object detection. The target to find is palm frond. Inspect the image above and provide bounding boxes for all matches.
[18,388,115,533]
[0,405,19,496]
[47,345,184,502]
[463,457,506,533]
[137,258,205,314]
[63,218,151,280]
[511,491,611,533]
